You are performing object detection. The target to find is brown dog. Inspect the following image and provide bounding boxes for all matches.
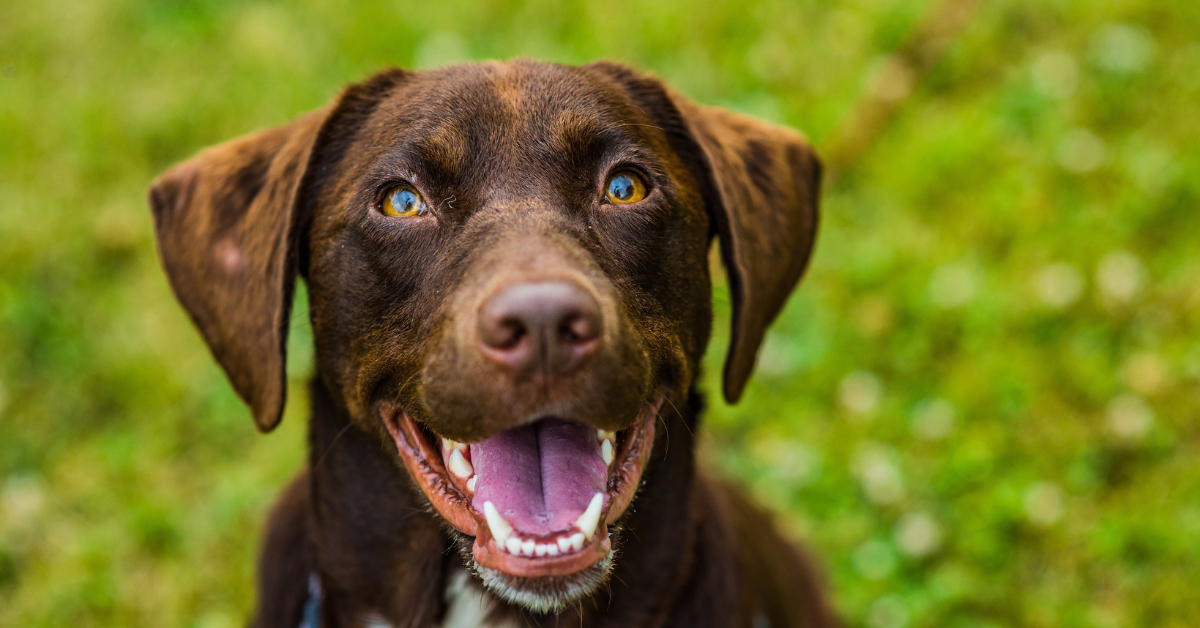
[149,60,835,628]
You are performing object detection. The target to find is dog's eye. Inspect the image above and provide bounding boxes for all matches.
[381,184,429,217]
[604,171,647,204]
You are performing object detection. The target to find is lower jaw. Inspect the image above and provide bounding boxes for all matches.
[384,396,663,580]
[472,520,613,577]
[472,550,616,614]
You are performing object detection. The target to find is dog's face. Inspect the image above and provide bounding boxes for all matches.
[149,60,819,612]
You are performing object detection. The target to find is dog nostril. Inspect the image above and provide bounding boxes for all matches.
[560,312,600,344]
[495,319,526,349]
[480,315,526,351]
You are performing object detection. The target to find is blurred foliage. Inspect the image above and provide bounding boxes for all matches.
[1,0,1198,626]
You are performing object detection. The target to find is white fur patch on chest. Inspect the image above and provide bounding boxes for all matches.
[361,614,393,628]
[440,571,522,628]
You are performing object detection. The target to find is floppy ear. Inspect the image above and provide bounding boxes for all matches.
[149,110,325,432]
[672,98,822,403]
[583,62,820,403]
[149,68,411,432]
[584,63,821,404]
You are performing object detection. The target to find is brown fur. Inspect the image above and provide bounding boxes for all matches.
[149,60,836,628]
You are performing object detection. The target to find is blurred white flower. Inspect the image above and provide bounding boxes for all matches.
[852,442,906,505]
[756,331,795,376]
[1034,262,1085,308]
[868,595,910,628]
[867,55,915,103]
[1096,251,1146,303]
[1058,128,1107,173]
[1031,50,1078,99]
[1106,394,1155,442]
[852,539,897,581]
[1091,23,1157,73]
[839,370,883,416]
[1122,352,1168,396]
[895,511,944,558]
[1024,482,1065,526]
[911,397,957,440]
[2,474,45,525]
[751,437,821,485]
[929,263,977,308]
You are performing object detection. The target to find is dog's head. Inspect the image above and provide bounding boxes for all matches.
[149,60,819,612]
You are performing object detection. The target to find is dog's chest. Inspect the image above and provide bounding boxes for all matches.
[348,572,519,628]
[437,571,522,628]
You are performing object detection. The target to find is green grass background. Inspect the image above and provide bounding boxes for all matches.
[2,0,1198,626]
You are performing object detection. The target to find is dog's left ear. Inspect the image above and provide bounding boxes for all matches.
[586,63,821,404]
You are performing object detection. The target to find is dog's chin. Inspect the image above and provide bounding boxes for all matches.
[382,396,663,612]
[450,530,617,614]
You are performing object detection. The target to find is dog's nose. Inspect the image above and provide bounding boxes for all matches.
[478,280,603,377]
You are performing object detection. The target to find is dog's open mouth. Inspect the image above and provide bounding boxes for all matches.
[384,396,663,579]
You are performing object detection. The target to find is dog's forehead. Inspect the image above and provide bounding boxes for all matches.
[370,61,650,160]
[411,61,626,123]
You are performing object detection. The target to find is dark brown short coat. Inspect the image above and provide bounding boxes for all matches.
[149,60,836,628]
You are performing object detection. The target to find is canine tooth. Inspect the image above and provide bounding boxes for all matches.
[598,429,615,441]
[483,502,512,545]
[505,537,522,554]
[547,544,559,556]
[448,449,473,478]
[441,438,467,452]
[601,439,614,465]
[569,533,585,551]
[521,539,535,556]
[557,536,572,553]
[466,476,477,492]
[575,493,604,540]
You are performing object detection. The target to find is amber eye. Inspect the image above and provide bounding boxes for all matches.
[381,184,429,217]
[604,171,647,204]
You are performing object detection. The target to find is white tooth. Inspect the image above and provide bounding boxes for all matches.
[505,537,522,554]
[547,544,559,556]
[448,449,474,478]
[442,437,467,451]
[466,476,477,492]
[535,544,548,557]
[521,539,535,556]
[557,536,572,553]
[601,439,614,465]
[569,533,585,551]
[483,502,512,545]
[575,493,604,540]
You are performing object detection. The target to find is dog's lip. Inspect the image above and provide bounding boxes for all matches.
[383,397,662,578]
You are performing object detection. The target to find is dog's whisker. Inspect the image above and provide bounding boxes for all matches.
[663,394,694,438]
[312,421,354,471]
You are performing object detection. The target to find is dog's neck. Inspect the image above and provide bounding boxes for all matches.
[304,378,724,628]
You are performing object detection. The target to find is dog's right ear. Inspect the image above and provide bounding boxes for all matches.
[149,68,409,432]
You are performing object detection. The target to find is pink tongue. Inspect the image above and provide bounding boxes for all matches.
[470,419,607,536]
